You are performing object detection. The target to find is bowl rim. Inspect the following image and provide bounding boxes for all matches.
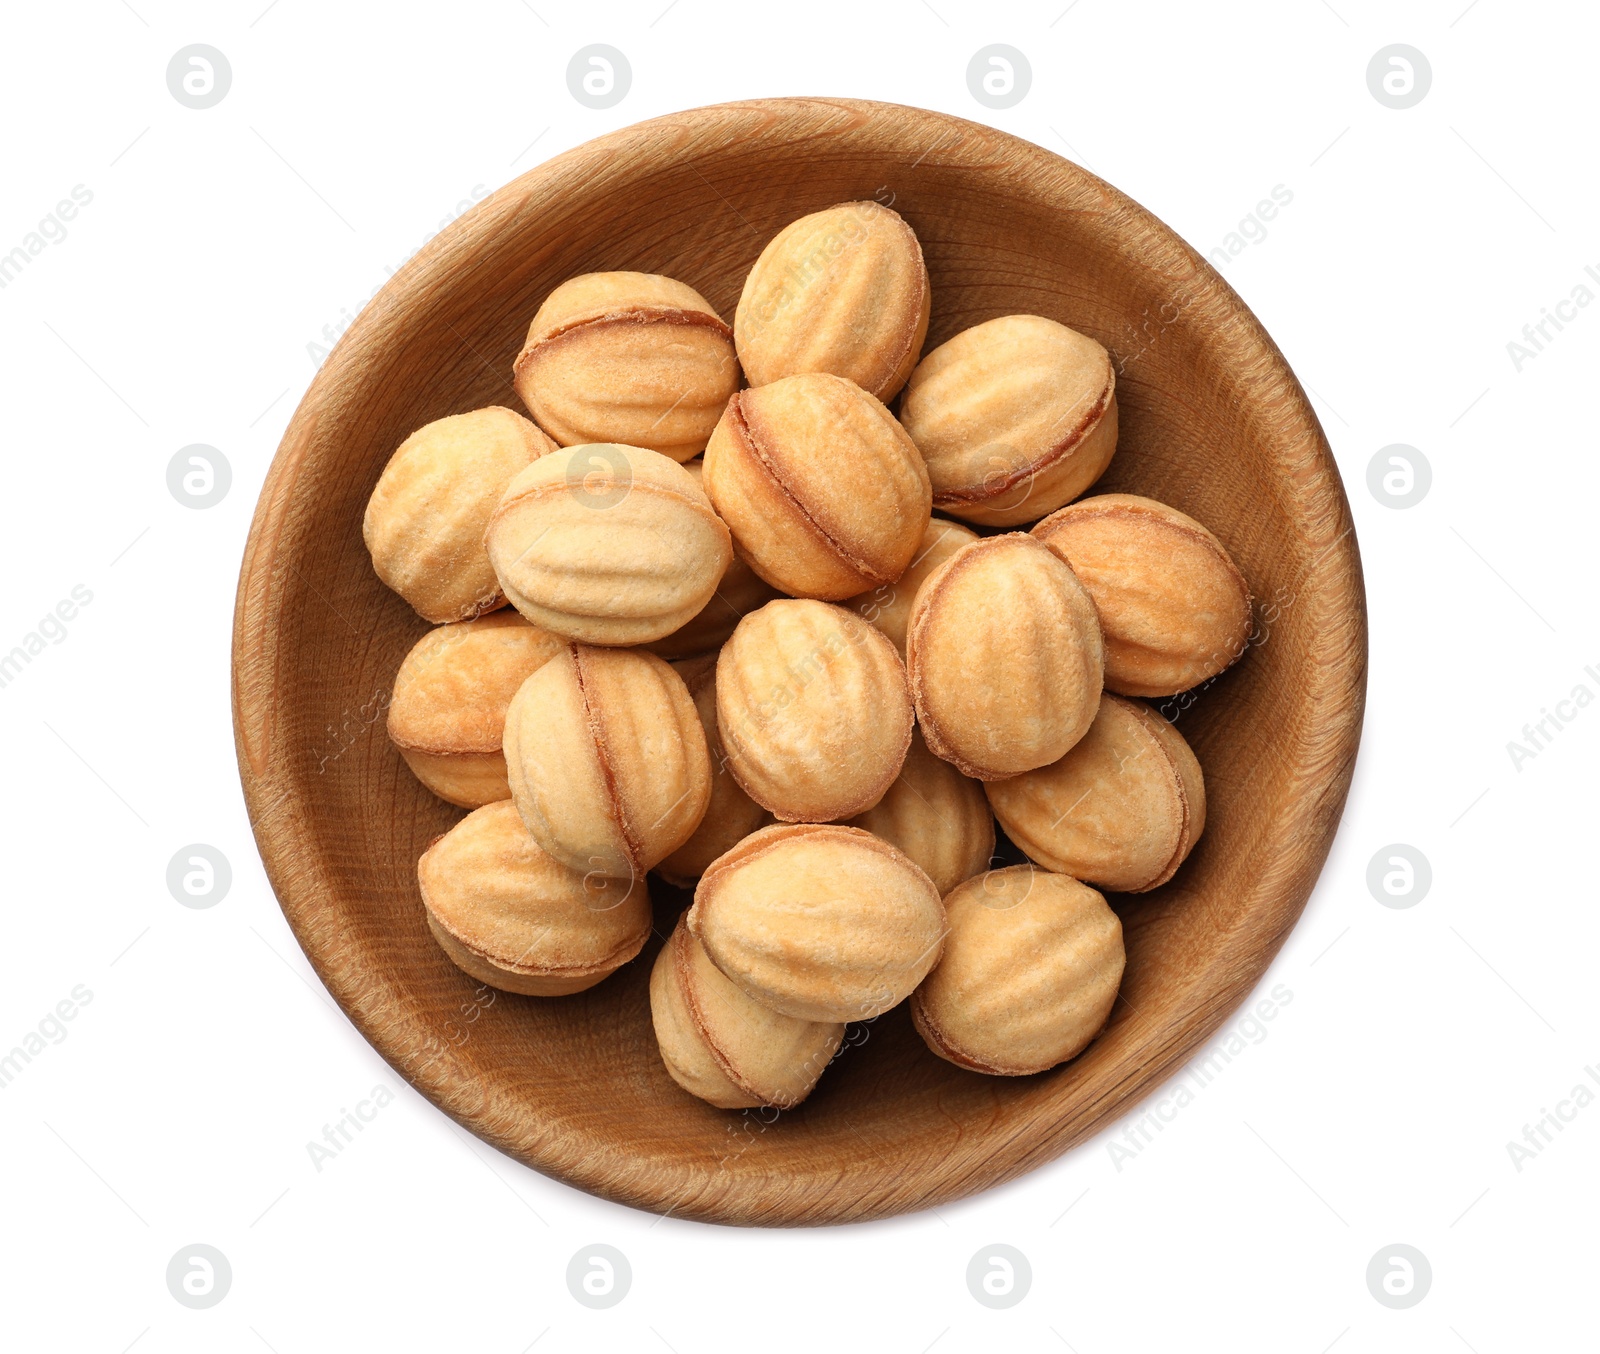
[232,95,1367,1227]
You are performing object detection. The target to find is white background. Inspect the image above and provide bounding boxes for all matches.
[1,1,1595,1349]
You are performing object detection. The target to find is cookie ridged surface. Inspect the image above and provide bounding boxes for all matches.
[688,823,946,1023]
[655,654,772,887]
[985,692,1206,893]
[1033,493,1253,697]
[417,800,650,996]
[503,644,711,878]
[734,200,930,402]
[900,314,1117,528]
[911,866,1124,1075]
[485,443,731,645]
[848,727,995,899]
[651,916,843,1109]
[702,373,931,601]
[387,612,565,807]
[364,406,555,622]
[907,533,1104,780]
[641,459,782,660]
[513,271,739,462]
[716,599,913,822]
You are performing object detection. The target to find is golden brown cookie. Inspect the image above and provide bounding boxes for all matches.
[364,406,554,622]
[912,865,1124,1075]
[1033,493,1252,697]
[716,599,913,822]
[387,612,565,807]
[984,692,1206,893]
[512,271,739,462]
[899,315,1117,527]
[702,373,931,601]
[650,914,844,1109]
[688,823,945,1023]
[907,533,1104,780]
[845,517,977,658]
[734,200,930,402]
[418,800,650,996]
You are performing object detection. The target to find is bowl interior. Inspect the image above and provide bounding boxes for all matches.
[233,98,1365,1225]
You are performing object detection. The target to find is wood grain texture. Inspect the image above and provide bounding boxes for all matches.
[231,98,1366,1226]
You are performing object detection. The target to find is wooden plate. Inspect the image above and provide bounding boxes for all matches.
[232,98,1366,1226]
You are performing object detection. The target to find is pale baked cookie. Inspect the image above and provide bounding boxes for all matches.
[418,800,650,996]
[688,823,946,1023]
[847,727,995,899]
[899,315,1117,527]
[513,271,739,462]
[912,865,1124,1075]
[503,644,711,878]
[985,692,1206,893]
[651,914,843,1109]
[364,406,554,622]
[641,459,782,660]
[387,612,565,807]
[702,373,931,601]
[1033,493,1252,697]
[734,200,930,402]
[907,533,1104,780]
[485,443,731,646]
[655,654,772,888]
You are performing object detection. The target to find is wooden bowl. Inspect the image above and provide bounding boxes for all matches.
[233,98,1365,1226]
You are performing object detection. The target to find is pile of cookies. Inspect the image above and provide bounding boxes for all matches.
[364,200,1253,1110]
